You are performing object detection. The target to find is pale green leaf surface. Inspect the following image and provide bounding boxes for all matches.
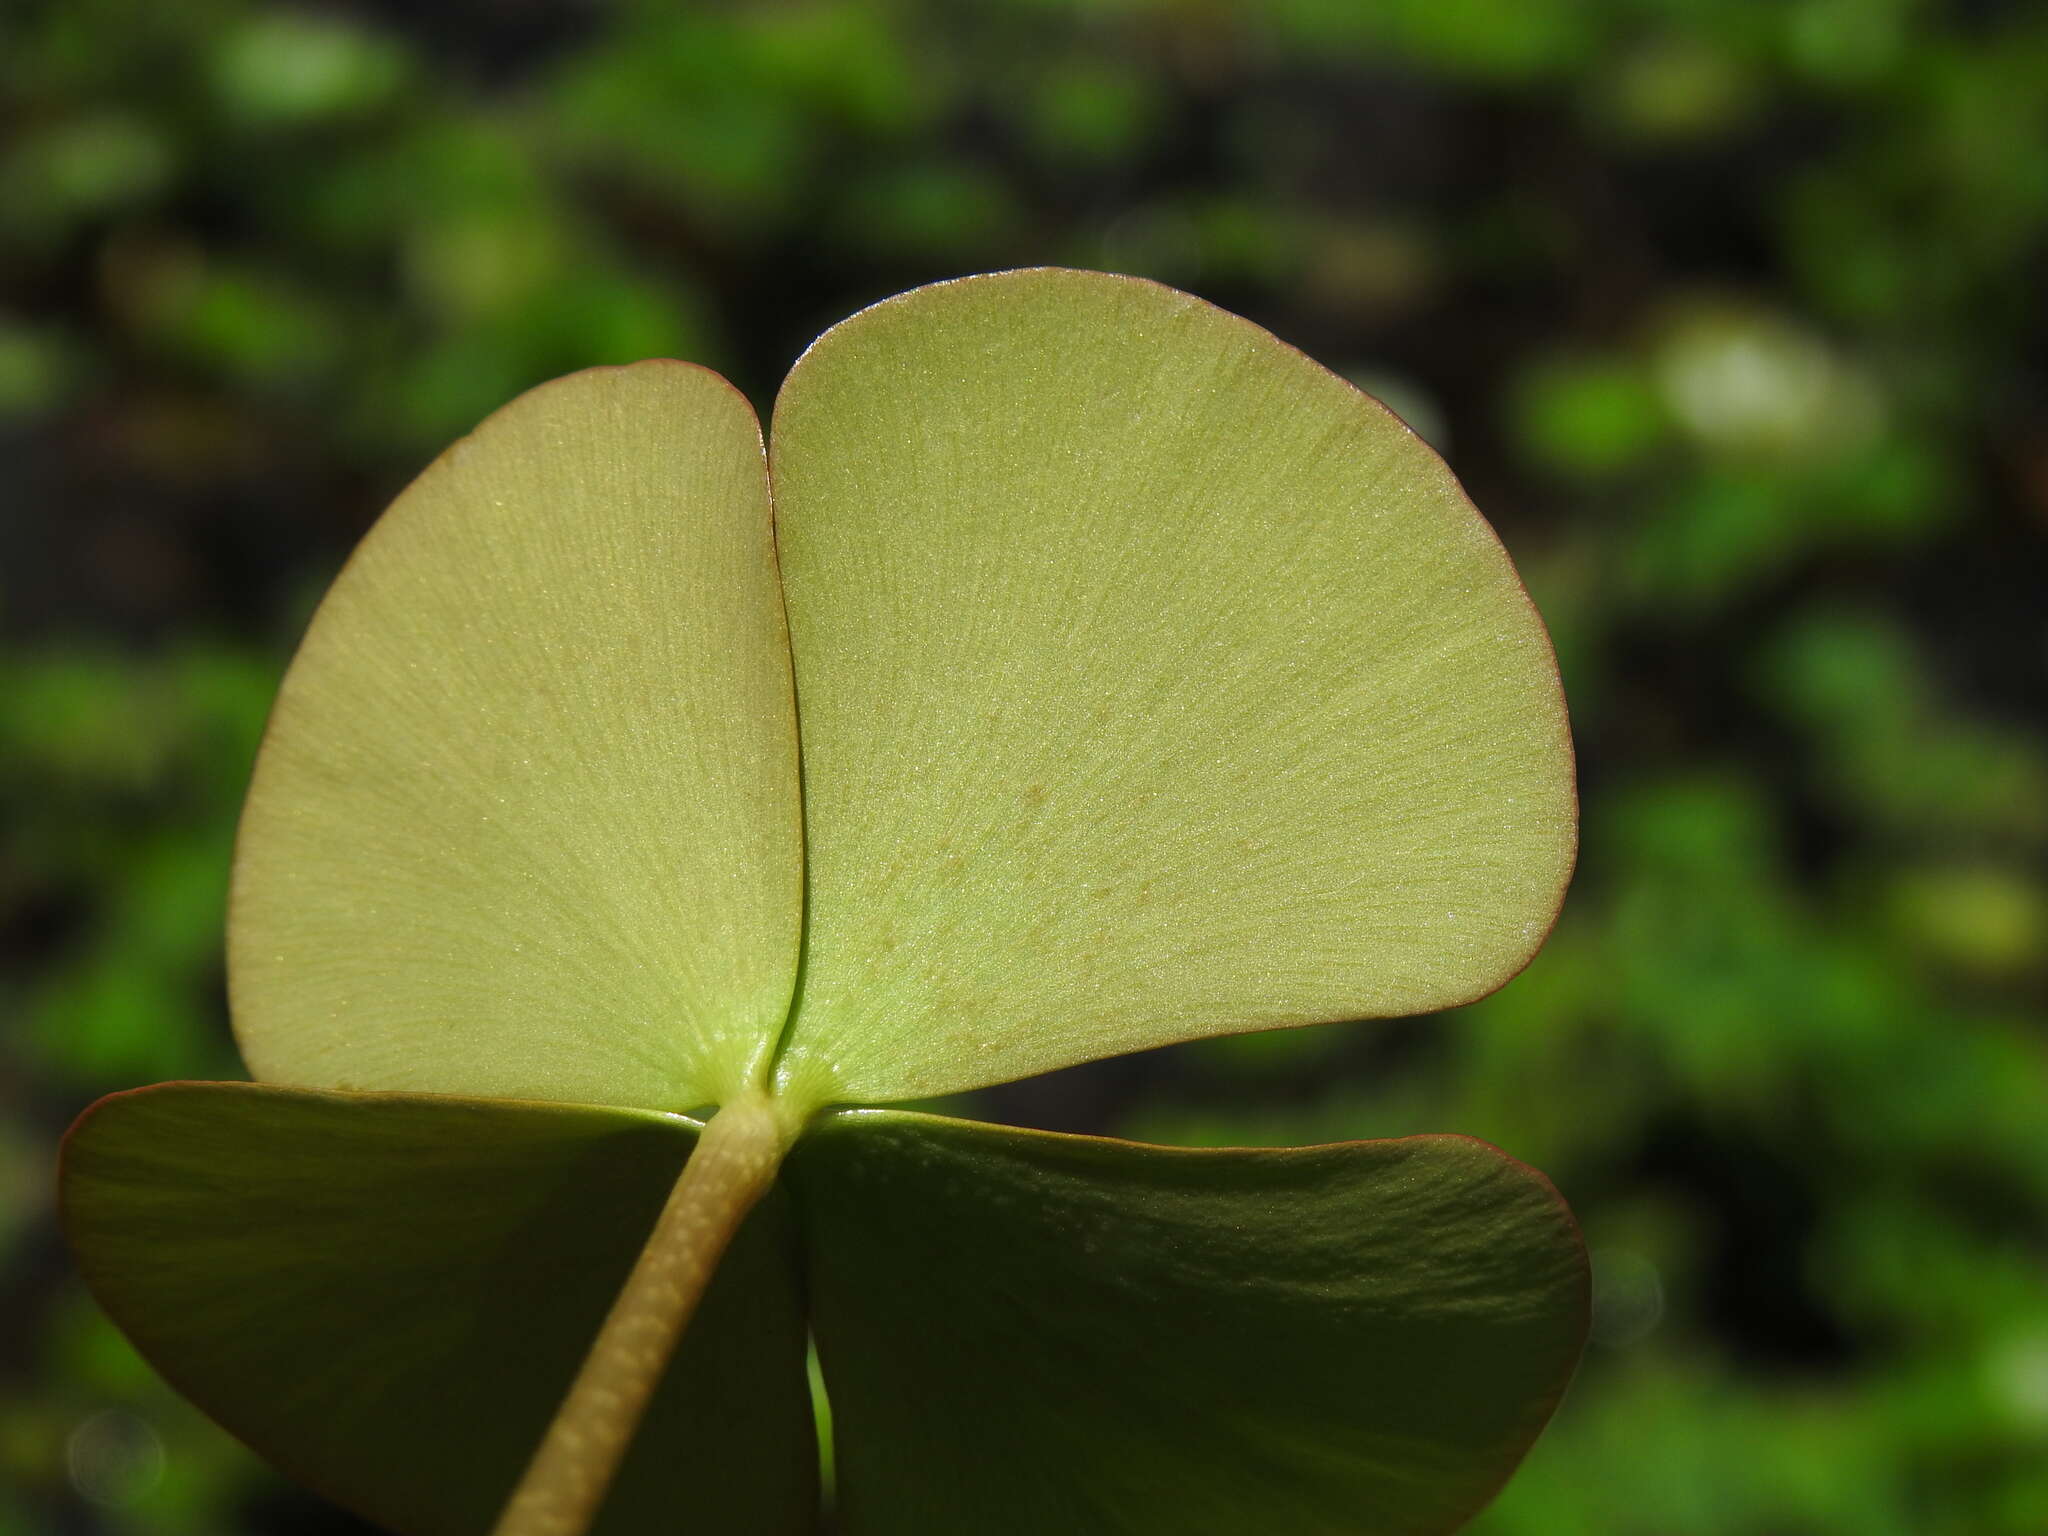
[231,363,801,1111]
[60,1082,816,1536]
[768,269,1576,1107]
[790,1109,1587,1536]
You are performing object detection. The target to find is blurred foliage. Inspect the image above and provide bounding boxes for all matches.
[3,0,2045,1531]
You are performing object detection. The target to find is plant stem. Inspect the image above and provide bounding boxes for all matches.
[491,1093,796,1536]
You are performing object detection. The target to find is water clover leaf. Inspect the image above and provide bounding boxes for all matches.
[769,274,1574,1105]
[59,268,1585,1536]
[231,358,802,1111]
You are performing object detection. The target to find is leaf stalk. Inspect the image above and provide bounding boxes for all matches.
[491,1093,798,1536]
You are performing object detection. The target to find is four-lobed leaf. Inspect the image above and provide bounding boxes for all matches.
[61,268,1585,1536]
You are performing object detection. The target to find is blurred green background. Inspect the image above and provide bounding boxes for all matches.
[4,0,2046,1531]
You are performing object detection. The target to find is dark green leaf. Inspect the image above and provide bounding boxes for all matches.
[61,1082,815,1536]
[791,1109,1587,1536]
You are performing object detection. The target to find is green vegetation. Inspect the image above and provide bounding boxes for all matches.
[5,2,2045,1532]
